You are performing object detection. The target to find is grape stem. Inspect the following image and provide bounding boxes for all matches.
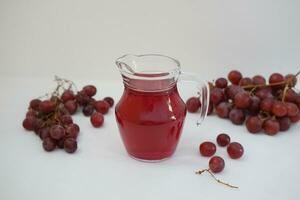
[195,169,239,189]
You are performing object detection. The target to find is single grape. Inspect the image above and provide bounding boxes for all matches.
[65,124,79,139]
[271,101,287,117]
[210,88,225,105]
[83,85,97,97]
[26,110,37,118]
[50,125,65,140]
[186,97,201,113]
[103,97,114,107]
[246,116,263,133]
[82,104,94,116]
[252,75,266,85]
[22,117,36,131]
[239,77,253,86]
[215,78,228,89]
[60,115,73,125]
[94,100,110,114]
[216,133,230,147]
[228,70,242,85]
[248,95,261,114]
[260,98,274,112]
[234,92,251,109]
[90,112,104,127]
[61,90,75,103]
[33,118,43,135]
[263,119,280,135]
[29,99,41,110]
[199,141,216,157]
[64,138,77,153]
[285,102,299,117]
[229,108,245,125]
[216,102,231,118]
[38,127,50,140]
[285,90,297,103]
[278,117,291,131]
[225,85,243,99]
[39,100,56,113]
[209,156,225,173]
[42,137,57,152]
[285,74,297,87]
[269,73,285,84]
[227,142,244,159]
[290,112,300,123]
[64,100,78,115]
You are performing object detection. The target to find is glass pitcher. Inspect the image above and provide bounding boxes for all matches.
[115,54,209,162]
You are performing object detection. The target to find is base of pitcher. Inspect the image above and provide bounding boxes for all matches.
[128,151,174,163]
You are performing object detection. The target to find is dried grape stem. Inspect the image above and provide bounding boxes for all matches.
[195,169,238,189]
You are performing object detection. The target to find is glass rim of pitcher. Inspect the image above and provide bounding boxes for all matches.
[116,54,181,80]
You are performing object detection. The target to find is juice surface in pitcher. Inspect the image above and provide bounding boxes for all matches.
[115,79,187,161]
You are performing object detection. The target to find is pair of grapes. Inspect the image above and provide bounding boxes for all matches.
[187,70,300,135]
[199,133,244,173]
[22,77,114,153]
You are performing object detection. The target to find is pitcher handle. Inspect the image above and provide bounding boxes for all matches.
[178,72,210,126]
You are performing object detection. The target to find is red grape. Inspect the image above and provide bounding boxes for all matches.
[282,89,298,102]
[271,101,287,117]
[199,141,216,157]
[22,117,36,131]
[263,119,280,135]
[269,73,285,84]
[216,133,230,147]
[61,90,75,103]
[216,102,231,118]
[285,74,297,87]
[90,112,104,127]
[252,75,266,85]
[255,87,273,100]
[209,156,225,173]
[39,100,56,113]
[229,108,245,125]
[186,97,201,113]
[94,100,110,114]
[103,97,114,107]
[38,127,50,140]
[295,96,300,109]
[246,116,263,133]
[29,99,41,110]
[64,100,78,115]
[64,138,77,153]
[215,78,228,89]
[228,70,242,85]
[227,142,244,159]
[50,125,65,140]
[239,77,253,86]
[83,85,97,97]
[42,137,56,152]
[60,115,73,125]
[234,92,251,109]
[290,112,300,123]
[285,102,299,117]
[260,98,274,112]
[210,88,225,105]
[278,117,291,131]
[65,124,79,139]
[82,104,94,116]
[248,96,260,114]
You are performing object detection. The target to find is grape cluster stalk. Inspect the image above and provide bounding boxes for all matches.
[22,76,114,153]
[187,70,300,135]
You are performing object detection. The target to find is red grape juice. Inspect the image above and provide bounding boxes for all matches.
[115,82,187,161]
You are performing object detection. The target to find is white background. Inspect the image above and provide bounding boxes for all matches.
[0,0,300,200]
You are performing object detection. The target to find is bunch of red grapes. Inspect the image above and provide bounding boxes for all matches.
[22,77,114,153]
[187,70,300,135]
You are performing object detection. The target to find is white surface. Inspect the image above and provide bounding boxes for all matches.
[0,77,299,200]
[1,0,300,199]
